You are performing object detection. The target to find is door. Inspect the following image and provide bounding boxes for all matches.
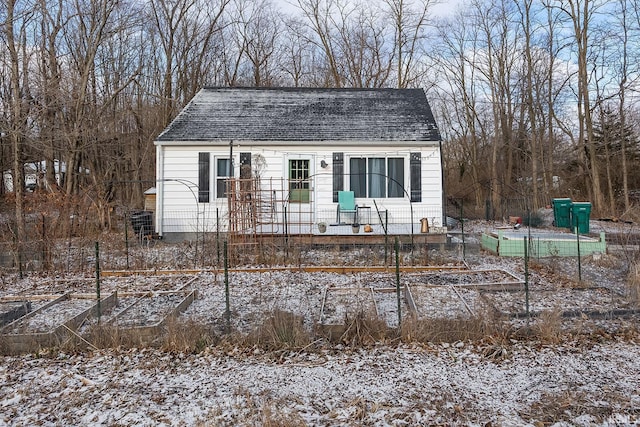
[287,158,313,229]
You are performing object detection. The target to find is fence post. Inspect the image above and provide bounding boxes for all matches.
[395,237,401,329]
[284,206,289,259]
[524,236,530,322]
[460,200,466,260]
[576,226,582,282]
[124,212,130,270]
[384,210,389,264]
[224,240,230,333]
[95,241,101,322]
[41,214,46,271]
[216,208,220,266]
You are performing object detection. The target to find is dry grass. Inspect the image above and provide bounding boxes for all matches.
[82,323,123,349]
[626,263,640,306]
[243,310,311,351]
[261,402,307,427]
[524,389,622,425]
[337,310,391,346]
[533,308,564,344]
[401,312,503,344]
[161,317,216,353]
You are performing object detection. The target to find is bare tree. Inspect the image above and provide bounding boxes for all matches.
[149,0,229,124]
[235,0,281,86]
[383,0,435,88]
[2,0,34,246]
[614,0,638,212]
[558,0,606,212]
[279,17,316,86]
[471,0,521,217]
[296,0,344,86]
[433,10,487,208]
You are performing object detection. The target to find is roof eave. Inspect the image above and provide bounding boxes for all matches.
[154,139,441,147]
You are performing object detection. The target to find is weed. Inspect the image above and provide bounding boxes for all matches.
[261,401,306,427]
[244,310,311,351]
[533,308,563,344]
[162,317,216,353]
[338,310,390,346]
[401,312,503,344]
[83,323,123,349]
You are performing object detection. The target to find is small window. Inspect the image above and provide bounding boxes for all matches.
[216,158,232,198]
[289,159,310,203]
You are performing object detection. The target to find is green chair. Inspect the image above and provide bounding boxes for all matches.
[336,191,358,224]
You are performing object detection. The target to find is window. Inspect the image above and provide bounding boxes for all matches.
[289,159,310,203]
[349,157,405,198]
[216,158,232,198]
[388,158,404,198]
[350,158,366,197]
[198,153,210,203]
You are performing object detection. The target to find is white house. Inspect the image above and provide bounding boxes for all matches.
[3,160,66,192]
[154,87,444,241]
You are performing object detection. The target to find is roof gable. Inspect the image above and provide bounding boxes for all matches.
[156,87,441,144]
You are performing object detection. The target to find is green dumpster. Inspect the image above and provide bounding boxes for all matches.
[571,201,591,234]
[552,198,572,228]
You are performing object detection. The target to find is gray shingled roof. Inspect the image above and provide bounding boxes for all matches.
[156,87,441,145]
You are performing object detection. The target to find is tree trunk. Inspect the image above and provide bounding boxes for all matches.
[6,0,27,251]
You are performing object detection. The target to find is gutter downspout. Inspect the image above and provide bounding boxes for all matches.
[156,144,164,237]
[438,138,446,229]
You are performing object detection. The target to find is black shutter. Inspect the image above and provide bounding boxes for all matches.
[240,152,251,178]
[198,152,210,203]
[410,153,421,202]
[333,152,344,202]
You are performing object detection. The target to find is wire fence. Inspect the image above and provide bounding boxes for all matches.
[0,203,636,286]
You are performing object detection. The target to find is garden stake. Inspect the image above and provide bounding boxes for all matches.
[576,224,582,282]
[95,241,101,322]
[395,237,401,328]
[41,214,46,269]
[224,240,230,333]
[524,236,529,323]
[461,200,465,260]
[124,213,130,270]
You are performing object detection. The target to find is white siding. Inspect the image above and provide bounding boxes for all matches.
[157,143,443,235]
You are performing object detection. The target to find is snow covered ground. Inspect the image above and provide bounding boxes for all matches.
[1,341,639,426]
[1,221,639,426]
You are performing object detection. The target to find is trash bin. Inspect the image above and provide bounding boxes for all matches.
[571,202,591,234]
[131,210,153,236]
[552,198,572,228]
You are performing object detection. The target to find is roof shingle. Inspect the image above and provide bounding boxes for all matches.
[156,87,441,144]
